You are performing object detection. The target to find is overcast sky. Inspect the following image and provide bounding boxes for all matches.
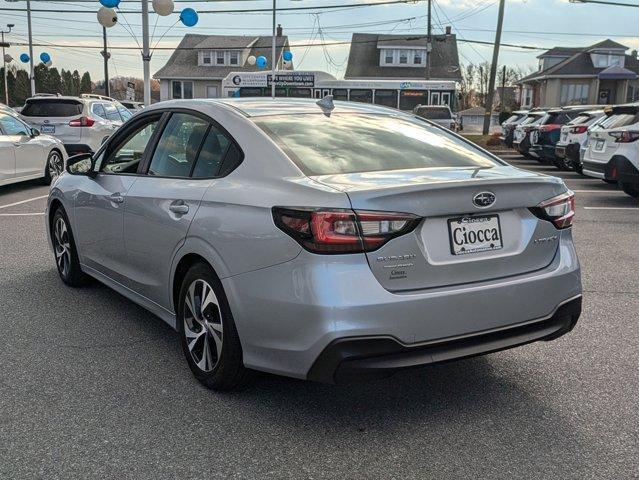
[2,0,639,81]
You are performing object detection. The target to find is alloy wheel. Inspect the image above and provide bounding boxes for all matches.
[183,279,223,372]
[48,151,64,180]
[53,217,71,278]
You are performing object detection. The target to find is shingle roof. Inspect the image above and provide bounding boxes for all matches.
[537,47,583,59]
[154,34,290,80]
[519,39,638,84]
[345,33,461,81]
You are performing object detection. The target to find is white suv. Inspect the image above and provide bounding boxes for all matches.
[554,109,604,173]
[582,103,639,197]
[19,94,133,156]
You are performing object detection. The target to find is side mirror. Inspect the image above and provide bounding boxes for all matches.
[30,127,40,137]
[66,152,96,177]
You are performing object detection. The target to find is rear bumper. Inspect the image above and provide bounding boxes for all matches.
[223,230,581,381]
[583,155,639,183]
[530,144,556,160]
[308,296,582,384]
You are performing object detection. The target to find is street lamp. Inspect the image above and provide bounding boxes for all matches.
[1,23,14,105]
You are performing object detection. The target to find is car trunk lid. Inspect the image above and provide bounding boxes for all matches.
[313,165,566,292]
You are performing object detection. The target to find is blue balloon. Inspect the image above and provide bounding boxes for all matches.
[283,51,293,62]
[20,53,30,63]
[256,55,267,69]
[40,52,51,63]
[180,8,198,27]
[99,0,120,7]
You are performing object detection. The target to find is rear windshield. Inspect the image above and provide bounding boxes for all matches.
[600,113,639,129]
[415,107,452,120]
[504,114,523,123]
[520,115,543,126]
[567,114,591,125]
[21,99,82,117]
[255,113,498,176]
[542,112,572,125]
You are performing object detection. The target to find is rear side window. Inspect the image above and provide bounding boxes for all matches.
[92,103,107,119]
[148,113,209,178]
[255,113,498,176]
[21,100,82,117]
[104,103,122,121]
[191,127,231,178]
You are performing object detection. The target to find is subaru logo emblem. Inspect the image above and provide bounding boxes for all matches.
[473,191,496,208]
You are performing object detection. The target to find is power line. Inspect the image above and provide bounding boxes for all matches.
[0,0,428,14]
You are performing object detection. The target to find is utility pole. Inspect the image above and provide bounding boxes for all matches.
[426,0,432,80]
[26,0,35,96]
[500,64,506,110]
[1,24,13,105]
[141,0,151,106]
[101,27,110,97]
[482,0,505,135]
[271,0,276,98]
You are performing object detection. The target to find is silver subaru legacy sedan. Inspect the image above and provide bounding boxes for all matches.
[46,98,582,390]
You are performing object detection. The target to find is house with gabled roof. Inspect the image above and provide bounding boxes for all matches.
[154,27,291,101]
[517,39,639,108]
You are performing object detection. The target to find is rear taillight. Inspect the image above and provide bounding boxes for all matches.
[530,191,575,229]
[570,125,588,134]
[69,116,95,127]
[609,130,639,143]
[272,207,420,254]
[539,124,561,133]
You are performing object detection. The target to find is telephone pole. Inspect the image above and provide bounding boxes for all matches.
[1,24,13,105]
[426,0,432,80]
[101,27,110,97]
[26,0,35,96]
[482,0,505,135]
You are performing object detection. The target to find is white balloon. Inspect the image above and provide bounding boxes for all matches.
[247,55,256,66]
[45,60,52,67]
[152,0,174,16]
[4,54,13,63]
[97,7,118,28]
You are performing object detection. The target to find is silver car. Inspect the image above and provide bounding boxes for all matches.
[46,98,582,390]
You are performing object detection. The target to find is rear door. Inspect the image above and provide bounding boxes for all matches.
[20,98,84,145]
[122,112,233,309]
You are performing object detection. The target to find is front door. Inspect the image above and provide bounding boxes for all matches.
[0,133,16,183]
[0,113,43,178]
[74,115,161,283]
[442,92,451,106]
[430,91,441,105]
[206,86,218,98]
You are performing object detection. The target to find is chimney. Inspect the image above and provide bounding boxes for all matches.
[445,26,452,35]
[277,24,283,37]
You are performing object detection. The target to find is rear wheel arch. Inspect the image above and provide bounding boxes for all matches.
[172,253,220,316]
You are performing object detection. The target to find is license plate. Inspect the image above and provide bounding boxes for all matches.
[594,139,605,151]
[561,133,568,141]
[448,215,503,256]
[41,125,55,134]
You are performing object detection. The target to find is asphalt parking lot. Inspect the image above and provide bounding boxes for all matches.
[1,155,637,480]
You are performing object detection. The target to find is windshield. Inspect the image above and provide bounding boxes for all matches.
[21,99,82,117]
[415,107,452,120]
[255,113,498,176]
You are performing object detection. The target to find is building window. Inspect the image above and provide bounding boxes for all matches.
[172,80,194,99]
[384,49,393,64]
[560,83,590,105]
[216,51,225,65]
[591,53,624,68]
[521,86,533,107]
[380,48,427,67]
[229,51,239,66]
[202,51,211,65]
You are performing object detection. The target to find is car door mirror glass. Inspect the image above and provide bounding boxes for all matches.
[66,152,95,176]
[31,127,40,137]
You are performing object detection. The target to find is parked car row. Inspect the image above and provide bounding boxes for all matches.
[501,104,639,198]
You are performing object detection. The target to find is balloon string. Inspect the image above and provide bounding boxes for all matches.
[116,8,143,53]
[150,11,159,45]
[152,18,179,53]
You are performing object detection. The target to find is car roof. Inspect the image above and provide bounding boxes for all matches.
[146,97,407,118]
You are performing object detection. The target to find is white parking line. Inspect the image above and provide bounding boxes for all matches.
[0,212,45,216]
[583,207,639,210]
[0,194,48,210]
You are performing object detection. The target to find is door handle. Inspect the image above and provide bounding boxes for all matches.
[169,201,189,215]
[109,193,125,204]
[13,143,22,147]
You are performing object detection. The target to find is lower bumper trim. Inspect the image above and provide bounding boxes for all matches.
[307,296,582,384]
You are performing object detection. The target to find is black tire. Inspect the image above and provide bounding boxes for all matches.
[523,151,534,159]
[42,149,64,185]
[603,179,618,184]
[51,207,89,287]
[619,181,639,198]
[177,262,250,391]
[553,156,571,171]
